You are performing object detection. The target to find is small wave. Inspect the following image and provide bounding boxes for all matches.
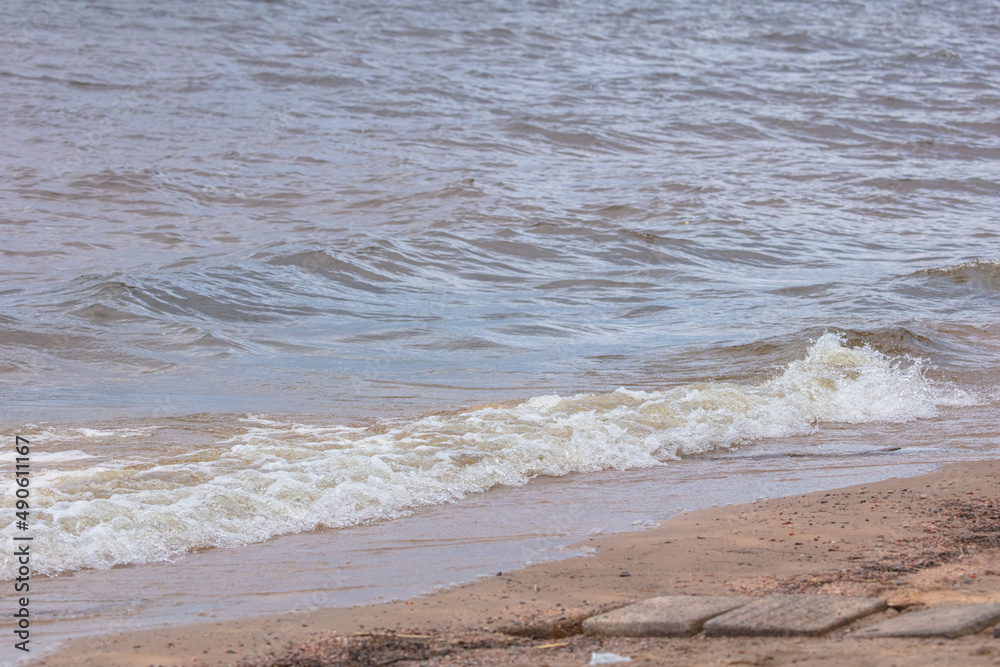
[251,71,358,89]
[0,333,977,579]
[913,259,1000,292]
[268,249,394,292]
[818,327,939,361]
[58,271,299,331]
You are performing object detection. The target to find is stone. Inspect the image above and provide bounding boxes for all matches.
[501,608,595,639]
[583,596,748,637]
[703,595,886,637]
[855,603,1000,639]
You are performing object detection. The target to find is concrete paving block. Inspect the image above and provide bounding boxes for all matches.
[855,603,1000,639]
[703,595,886,637]
[583,596,748,637]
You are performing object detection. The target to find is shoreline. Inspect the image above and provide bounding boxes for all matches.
[27,458,1000,666]
[23,460,1000,667]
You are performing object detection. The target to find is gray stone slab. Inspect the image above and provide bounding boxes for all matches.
[582,596,749,637]
[703,595,886,637]
[855,604,1000,639]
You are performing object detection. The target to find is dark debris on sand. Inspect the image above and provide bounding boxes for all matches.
[232,628,525,667]
[769,496,1000,595]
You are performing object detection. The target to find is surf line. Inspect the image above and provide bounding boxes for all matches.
[13,435,31,653]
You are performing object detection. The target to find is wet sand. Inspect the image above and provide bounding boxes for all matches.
[28,459,1000,667]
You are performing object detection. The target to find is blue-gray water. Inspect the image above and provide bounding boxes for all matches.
[1,0,999,658]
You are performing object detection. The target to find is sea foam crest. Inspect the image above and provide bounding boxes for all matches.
[0,334,975,578]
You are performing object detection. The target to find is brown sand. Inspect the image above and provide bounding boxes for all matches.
[29,459,1000,667]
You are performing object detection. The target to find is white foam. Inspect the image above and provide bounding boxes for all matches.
[25,450,97,463]
[23,426,158,443]
[0,334,978,579]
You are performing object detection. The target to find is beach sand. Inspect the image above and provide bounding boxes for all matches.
[29,459,1000,667]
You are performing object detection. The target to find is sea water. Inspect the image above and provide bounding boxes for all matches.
[1,0,998,655]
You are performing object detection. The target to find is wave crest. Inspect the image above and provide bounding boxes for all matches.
[0,333,976,578]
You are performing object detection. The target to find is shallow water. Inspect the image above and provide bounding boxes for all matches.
[1,0,999,660]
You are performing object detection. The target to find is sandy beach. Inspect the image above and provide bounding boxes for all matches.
[27,458,1000,667]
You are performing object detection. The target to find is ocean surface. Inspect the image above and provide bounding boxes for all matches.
[1,0,999,657]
